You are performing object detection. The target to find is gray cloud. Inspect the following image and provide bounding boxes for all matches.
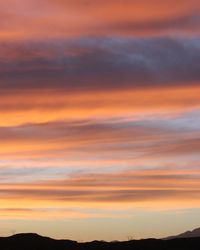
[0,36,200,90]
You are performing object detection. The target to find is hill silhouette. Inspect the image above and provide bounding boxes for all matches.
[0,232,200,250]
[164,227,200,240]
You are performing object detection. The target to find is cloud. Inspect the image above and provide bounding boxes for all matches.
[0,109,199,187]
[1,37,200,90]
[107,13,200,34]
[0,109,199,161]
[0,168,199,204]
[0,0,199,38]
[0,0,200,235]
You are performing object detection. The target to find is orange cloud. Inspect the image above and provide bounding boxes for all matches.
[0,169,199,209]
[0,0,199,39]
[0,0,200,236]
[0,85,199,127]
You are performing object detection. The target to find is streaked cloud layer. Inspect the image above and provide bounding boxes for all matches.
[1,37,200,90]
[0,0,199,240]
[0,0,200,38]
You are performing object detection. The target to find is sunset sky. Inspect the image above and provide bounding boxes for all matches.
[0,0,200,241]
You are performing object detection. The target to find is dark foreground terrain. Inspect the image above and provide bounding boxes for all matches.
[0,233,200,250]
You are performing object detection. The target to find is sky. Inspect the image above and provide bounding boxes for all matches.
[0,0,200,241]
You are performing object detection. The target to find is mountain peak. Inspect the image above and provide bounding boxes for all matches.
[164,227,200,240]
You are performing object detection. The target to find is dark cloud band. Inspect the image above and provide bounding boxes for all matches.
[1,36,200,90]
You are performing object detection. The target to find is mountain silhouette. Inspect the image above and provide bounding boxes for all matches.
[164,227,200,240]
[0,233,78,250]
[0,232,199,250]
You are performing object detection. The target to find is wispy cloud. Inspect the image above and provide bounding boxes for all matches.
[0,0,200,239]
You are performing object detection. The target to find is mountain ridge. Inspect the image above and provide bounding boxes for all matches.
[164,227,200,240]
[0,230,200,250]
